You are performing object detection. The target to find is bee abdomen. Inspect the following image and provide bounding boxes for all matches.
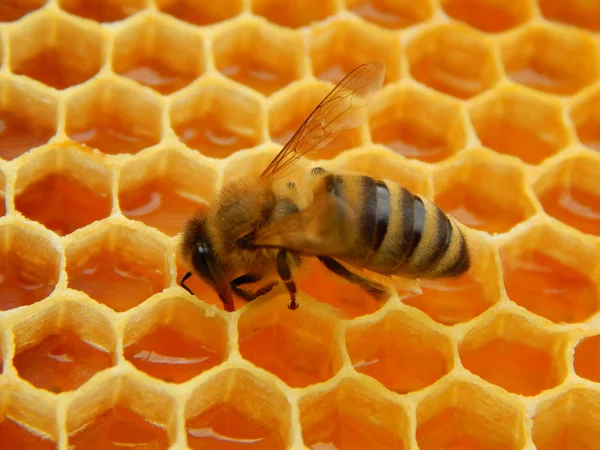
[359,176,391,252]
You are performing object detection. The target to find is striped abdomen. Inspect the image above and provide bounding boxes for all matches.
[327,173,470,279]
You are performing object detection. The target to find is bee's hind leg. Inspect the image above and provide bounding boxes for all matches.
[276,250,299,310]
[230,273,278,302]
[317,256,389,301]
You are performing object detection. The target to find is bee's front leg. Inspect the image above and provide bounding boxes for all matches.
[276,250,299,310]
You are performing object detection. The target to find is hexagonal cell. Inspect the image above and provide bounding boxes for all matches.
[0,386,58,449]
[9,12,104,90]
[123,296,228,383]
[310,18,401,85]
[469,86,570,165]
[346,309,453,393]
[238,294,343,388]
[500,221,599,324]
[500,24,599,96]
[268,81,367,160]
[402,230,500,325]
[533,388,600,450]
[113,14,204,95]
[0,223,59,311]
[300,377,410,449]
[407,23,500,100]
[252,0,336,28]
[66,78,163,155]
[574,334,600,383]
[67,373,176,448]
[0,77,57,161]
[186,368,290,449]
[346,0,433,29]
[170,80,263,158]
[440,0,532,33]
[12,299,115,392]
[58,0,146,22]
[534,154,600,237]
[0,0,46,22]
[370,84,469,163]
[213,19,304,96]
[571,86,600,153]
[433,149,537,234]
[538,0,600,31]
[14,142,112,236]
[416,380,525,449]
[65,222,170,312]
[155,0,242,26]
[119,149,216,237]
[459,312,568,396]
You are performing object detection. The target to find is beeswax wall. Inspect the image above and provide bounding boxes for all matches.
[0,0,600,449]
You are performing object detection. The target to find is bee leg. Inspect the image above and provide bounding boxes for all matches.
[317,256,389,301]
[276,250,299,310]
[311,166,327,176]
[179,272,195,296]
[230,273,278,302]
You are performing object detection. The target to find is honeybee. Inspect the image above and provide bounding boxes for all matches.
[179,60,471,312]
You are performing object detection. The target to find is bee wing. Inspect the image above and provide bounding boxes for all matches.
[260,60,385,180]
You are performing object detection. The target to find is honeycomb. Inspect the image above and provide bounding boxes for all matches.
[1,0,600,449]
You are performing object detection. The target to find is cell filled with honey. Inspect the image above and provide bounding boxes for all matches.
[346,0,433,29]
[251,0,336,29]
[0,417,56,450]
[573,334,600,383]
[0,0,46,22]
[538,0,600,31]
[155,0,243,26]
[58,0,146,22]
[571,87,600,152]
[440,0,532,33]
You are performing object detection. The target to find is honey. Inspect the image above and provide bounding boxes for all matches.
[0,111,55,161]
[68,406,169,449]
[15,173,112,236]
[502,250,598,324]
[218,56,291,96]
[120,179,208,237]
[59,0,142,22]
[187,404,284,450]
[538,183,600,236]
[0,417,56,450]
[252,0,334,29]
[576,117,600,151]
[507,67,571,96]
[13,330,113,393]
[410,58,486,100]
[460,338,557,396]
[124,325,223,383]
[67,250,166,312]
[574,335,600,382]
[348,0,426,29]
[120,59,195,95]
[538,0,600,31]
[441,0,525,33]
[0,0,45,22]
[157,1,240,26]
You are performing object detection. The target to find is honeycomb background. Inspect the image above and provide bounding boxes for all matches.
[1,0,600,448]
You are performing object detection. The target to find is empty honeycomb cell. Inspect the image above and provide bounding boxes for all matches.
[252,0,336,29]
[469,85,570,165]
[268,81,366,160]
[14,142,112,236]
[534,154,600,236]
[238,294,343,388]
[369,84,468,163]
[440,0,532,33]
[12,299,115,392]
[0,223,59,311]
[500,220,599,324]
[65,78,163,155]
[112,14,204,95]
[571,86,600,152]
[299,377,410,449]
[309,18,401,85]
[0,386,59,449]
[9,11,104,90]
[0,77,57,161]
[459,312,568,396]
[170,80,263,158]
[538,0,600,31]
[155,0,242,26]
[65,222,170,312]
[0,0,46,22]
[66,373,176,448]
[212,20,303,96]
[402,232,500,325]
[346,0,433,29]
[407,23,500,100]
[433,149,537,234]
[185,368,290,449]
[416,380,525,450]
[500,24,600,96]
[119,149,215,237]
[533,388,600,450]
[574,334,600,382]
[123,296,228,383]
[346,309,453,393]
[58,0,146,22]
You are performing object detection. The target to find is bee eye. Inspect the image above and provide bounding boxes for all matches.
[191,241,216,285]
